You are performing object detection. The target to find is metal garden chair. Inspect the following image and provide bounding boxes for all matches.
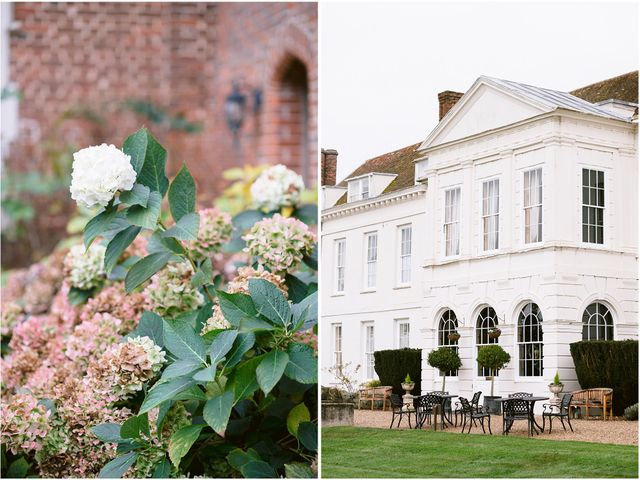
[389,393,414,429]
[542,393,574,433]
[458,396,492,434]
[502,398,537,436]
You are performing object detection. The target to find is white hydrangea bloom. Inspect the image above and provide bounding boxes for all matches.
[126,336,166,373]
[70,143,137,209]
[147,262,205,318]
[250,164,305,211]
[64,244,107,290]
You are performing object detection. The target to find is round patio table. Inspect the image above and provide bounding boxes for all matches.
[497,396,548,435]
[412,394,458,430]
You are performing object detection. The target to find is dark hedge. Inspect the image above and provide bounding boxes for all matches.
[373,348,422,395]
[569,340,638,416]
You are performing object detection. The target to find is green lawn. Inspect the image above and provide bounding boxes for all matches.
[322,427,638,478]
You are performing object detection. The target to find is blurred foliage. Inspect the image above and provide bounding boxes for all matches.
[122,99,203,134]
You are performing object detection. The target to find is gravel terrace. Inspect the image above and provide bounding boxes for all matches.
[354,409,638,446]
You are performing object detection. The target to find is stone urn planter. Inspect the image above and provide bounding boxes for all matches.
[401,381,415,409]
[549,382,564,407]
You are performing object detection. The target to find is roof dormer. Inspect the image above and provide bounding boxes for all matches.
[347,172,397,203]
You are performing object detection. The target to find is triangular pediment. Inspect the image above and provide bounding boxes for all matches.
[420,78,552,149]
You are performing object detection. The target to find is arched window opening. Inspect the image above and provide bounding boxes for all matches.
[438,309,459,377]
[476,306,498,376]
[518,303,543,377]
[582,302,613,341]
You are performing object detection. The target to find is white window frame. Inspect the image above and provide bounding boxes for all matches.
[334,238,346,294]
[481,178,500,251]
[517,302,544,377]
[348,176,371,202]
[582,302,614,341]
[444,187,461,257]
[523,168,543,244]
[397,320,410,349]
[333,324,343,371]
[364,232,378,290]
[363,323,376,379]
[581,168,605,245]
[398,225,412,285]
[475,306,499,377]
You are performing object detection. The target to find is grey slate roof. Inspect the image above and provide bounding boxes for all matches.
[481,76,633,122]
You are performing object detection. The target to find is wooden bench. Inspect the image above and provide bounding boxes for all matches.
[358,386,392,411]
[570,388,613,420]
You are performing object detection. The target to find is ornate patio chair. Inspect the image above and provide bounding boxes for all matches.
[542,393,574,433]
[458,396,492,434]
[508,392,533,398]
[454,391,481,426]
[416,394,441,428]
[389,393,414,429]
[503,398,536,436]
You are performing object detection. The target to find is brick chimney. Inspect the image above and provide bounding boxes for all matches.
[438,91,464,120]
[321,148,338,186]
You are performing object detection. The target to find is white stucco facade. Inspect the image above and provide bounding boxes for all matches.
[320,76,638,411]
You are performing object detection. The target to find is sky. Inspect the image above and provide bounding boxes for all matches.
[320,1,639,181]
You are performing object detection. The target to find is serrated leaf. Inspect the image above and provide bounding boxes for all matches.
[284,343,317,384]
[168,424,203,467]
[136,311,164,348]
[120,413,149,440]
[122,127,149,174]
[168,164,196,222]
[98,451,138,478]
[285,462,315,478]
[203,390,235,436]
[151,458,171,478]
[124,252,172,293]
[119,183,150,207]
[163,318,207,364]
[286,402,310,438]
[192,365,216,382]
[222,332,255,370]
[160,359,203,382]
[126,191,162,229]
[162,212,199,241]
[297,422,317,452]
[227,448,261,470]
[291,291,317,332]
[104,225,141,274]
[240,460,277,478]
[217,291,259,327]
[249,279,291,328]
[256,350,289,395]
[229,357,261,402]
[173,384,207,401]
[147,231,185,255]
[139,377,196,414]
[84,208,118,248]
[209,330,238,367]
[137,131,169,196]
[91,423,123,443]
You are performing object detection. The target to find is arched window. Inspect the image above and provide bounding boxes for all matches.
[438,309,458,376]
[582,302,613,341]
[476,306,498,376]
[518,303,543,377]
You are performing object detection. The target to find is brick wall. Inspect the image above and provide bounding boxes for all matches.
[3,2,317,266]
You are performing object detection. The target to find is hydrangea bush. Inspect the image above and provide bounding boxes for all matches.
[1,128,318,478]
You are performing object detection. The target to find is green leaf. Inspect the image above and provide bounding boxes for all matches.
[119,183,150,207]
[302,246,318,270]
[7,457,30,478]
[100,215,132,242]
[286,402,310,438]
[203,390,235,436]
[284,343,317,384]
[232,209,268,231]
[191,257,212,288]
[162,212,199,241]
[126,191,162,229]
[217,291,259,327]
[139,377,196,414]
[163,318,207,364]
[137,131,169,196]
[192,365,217,382]
[209,330,238,367]
[292,204,318,225]
[168,424,204,467]
[68,287,94,306]
[173,384,207,401]
[297,422,317,452]
[240,460,277,478]
[122,127,149,174]
[223,332,256,370]
[160,359,203,382]
[227,448,261,470]
[84,208,118,248]
[147,231,185,255]
[168,164,196,222]
[291,291,317,332]
[120,413,149,439]
[256,350,289,395]
[136,311,164,348]
[92,423,123,443]
[105,226,141,274]
[229,357,261,402]
[124,252,172,293]
[249,279,291,328]
[151,458,171,478]
[98,452,138,478]
[285,462,315,478]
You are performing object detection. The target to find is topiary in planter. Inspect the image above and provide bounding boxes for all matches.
[477,344,511,397]
[427,347,461,392]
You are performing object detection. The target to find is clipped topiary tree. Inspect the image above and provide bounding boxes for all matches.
[477,344,511,397]
[427,347,461,392]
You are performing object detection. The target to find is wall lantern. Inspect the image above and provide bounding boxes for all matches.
[224,82,246,147]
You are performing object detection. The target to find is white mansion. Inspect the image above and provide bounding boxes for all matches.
[320,72,638,405]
